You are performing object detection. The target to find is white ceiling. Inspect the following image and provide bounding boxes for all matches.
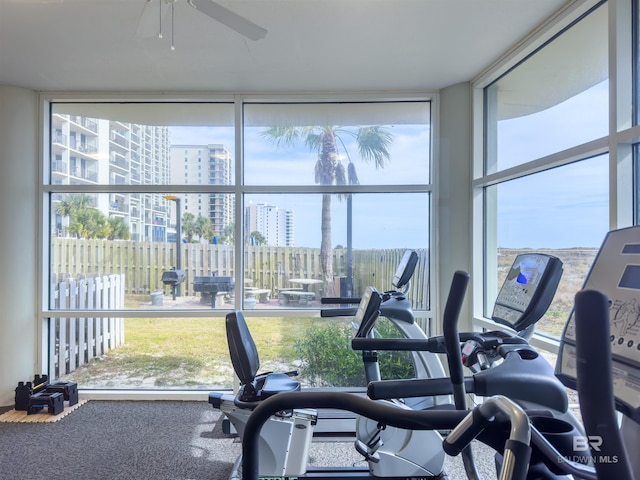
[0,0,567,93]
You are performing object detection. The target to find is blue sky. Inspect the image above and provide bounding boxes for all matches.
[170,124,431,249]
[493,80,609,248]
[169,82,611,249]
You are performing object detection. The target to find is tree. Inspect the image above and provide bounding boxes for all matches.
[249,230,267,246]
[107,216,131,240]
[181,212,196,243]
[67,208,110,239]
[56,194,116,239]
[195,215,214,243]
[262,126,392,296]
[219,223,234,245]
[55,194,95,237]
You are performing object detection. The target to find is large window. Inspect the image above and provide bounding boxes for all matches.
[44,99,432,389]
[478,2,610,340]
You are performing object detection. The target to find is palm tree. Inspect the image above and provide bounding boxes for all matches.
[55,194,95,237]
[249,230,267,246]
[68,208,110,239]
[181,212,196,243]
[55,193,95,218]
[219,223,234,245]
[108,216,131,240]
[195,215,214,243]
[262,126,392,296]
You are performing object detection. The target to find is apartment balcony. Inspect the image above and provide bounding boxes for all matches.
[110,201,129,213]
[51,160,68,175]
[52,132,67,145]
[69,116,98,133]
[77,143,97,154]
[109,153,129,171]
[111,174,128,185]
[69,139,98,155]
[69,169,98,183]
[109,132,128,149]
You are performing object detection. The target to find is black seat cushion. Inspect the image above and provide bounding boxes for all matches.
[226,310,301,401]
[226,310,260,385]
[261,373,301,399]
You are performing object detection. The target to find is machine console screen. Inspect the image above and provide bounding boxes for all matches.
[557,226,640,412]
[352,286,382,338]
[392,250,418,290]
[491,253,562,331]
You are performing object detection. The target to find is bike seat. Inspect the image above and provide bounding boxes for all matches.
[226,310,301,406]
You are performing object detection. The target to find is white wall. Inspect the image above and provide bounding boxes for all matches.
[0,86,38,406]
[436,82,472,331]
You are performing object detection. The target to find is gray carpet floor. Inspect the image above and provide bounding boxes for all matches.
[0,401,499,480]
[0,401,239,480]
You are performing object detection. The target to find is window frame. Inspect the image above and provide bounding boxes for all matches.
[37,93,438,385]
[471,0,640,354]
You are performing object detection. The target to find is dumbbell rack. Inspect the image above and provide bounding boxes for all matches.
[14,375,78,415]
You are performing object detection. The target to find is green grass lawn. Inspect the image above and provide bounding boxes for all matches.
[61,316,348,389]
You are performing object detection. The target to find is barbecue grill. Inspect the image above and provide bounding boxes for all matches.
[193,272,235,308]
[161,268,186,300]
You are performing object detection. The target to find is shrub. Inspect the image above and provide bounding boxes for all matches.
[294,318,416,387]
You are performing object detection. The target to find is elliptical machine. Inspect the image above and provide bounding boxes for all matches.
[238,270,565,480]
[211,265,574,479]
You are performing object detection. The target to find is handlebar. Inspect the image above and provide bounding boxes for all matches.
[443,395,531,480]
[443,270,470,410]
[241,391,468,480]
[574,289,633,480]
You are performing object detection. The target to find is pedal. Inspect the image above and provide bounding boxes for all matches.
[222,417,237,435]
[354,439,381,463]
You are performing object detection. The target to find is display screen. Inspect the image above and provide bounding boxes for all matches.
[622,244,640,254]
[618,265,640,290]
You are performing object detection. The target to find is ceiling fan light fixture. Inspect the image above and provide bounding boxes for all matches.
[136,0,267,49]
[187,0,267,41]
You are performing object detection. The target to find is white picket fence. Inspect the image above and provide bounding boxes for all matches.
[50,274,125,379]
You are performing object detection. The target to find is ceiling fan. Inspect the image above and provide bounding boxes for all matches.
[137,0,267,48]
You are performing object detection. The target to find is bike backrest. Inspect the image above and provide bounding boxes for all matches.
[226,310,260,385]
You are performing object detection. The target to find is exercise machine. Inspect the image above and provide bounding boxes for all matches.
[214,268,472,479]
[208,310,317,478]
[209,251,566,477]
[351,252,564,410]
[322,249,448,389]
[354,257,571,479]
[212,266,572,479]
[555,225,640,478]
[238,271,562,480]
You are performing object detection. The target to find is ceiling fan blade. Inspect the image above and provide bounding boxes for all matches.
[188,0,267,41]
[136,0,171,38]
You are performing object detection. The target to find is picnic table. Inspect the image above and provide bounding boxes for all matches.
[278,278,322,305]
[287,278,322,291]
[245,287,271,303]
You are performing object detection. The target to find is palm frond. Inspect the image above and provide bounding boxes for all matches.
[335,162,347,186]
[356,126,393,168]
[347,162,360,185]
[260,126,303,148]
[305,131,323,152]
[314,158,323,184]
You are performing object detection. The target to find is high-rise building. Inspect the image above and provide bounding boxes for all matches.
[169,144,233,241]
[51,114,170,242]
[245,202,294,247]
